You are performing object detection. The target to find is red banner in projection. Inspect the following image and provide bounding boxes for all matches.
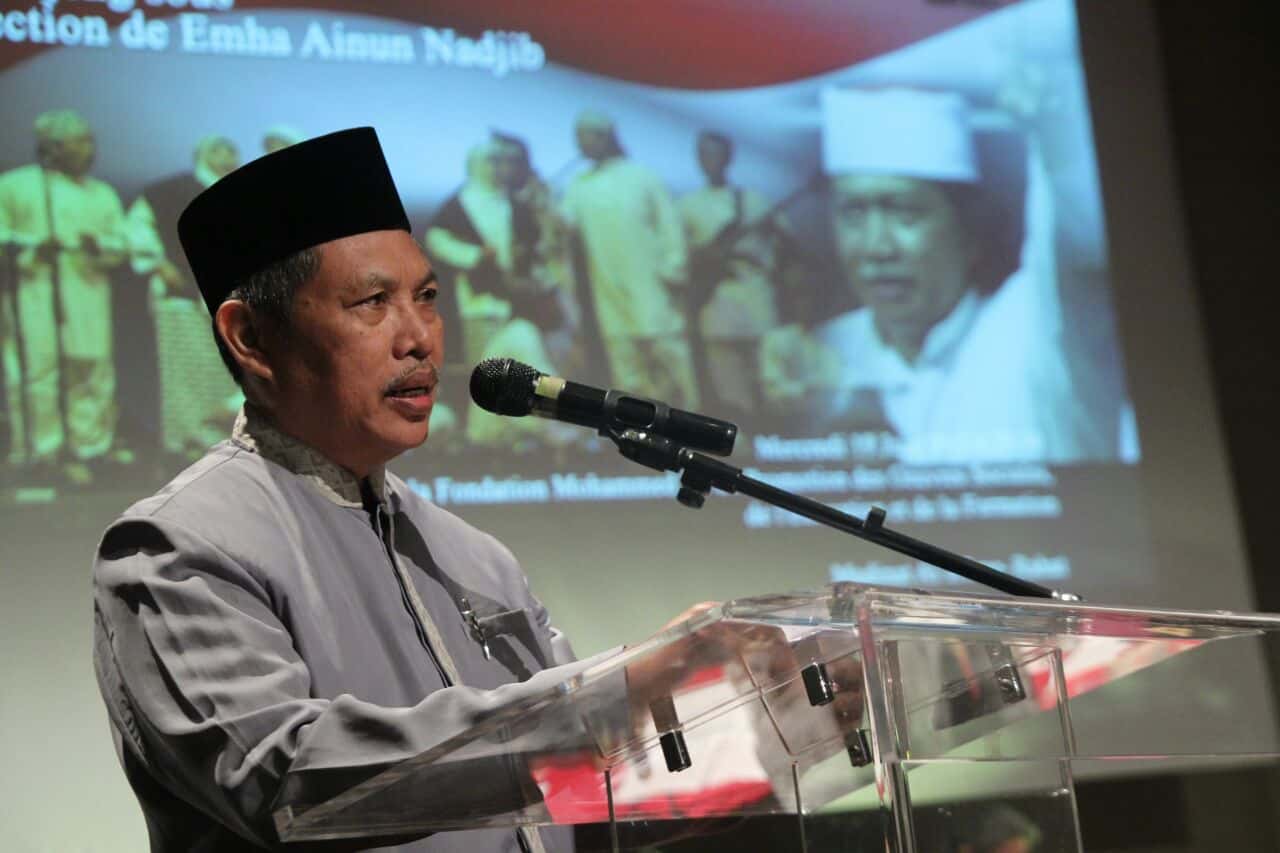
[0,0,1012,86]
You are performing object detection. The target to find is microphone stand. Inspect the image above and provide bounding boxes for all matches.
[40,167,72,465]
[606,427,1077,773]
[1,239,33,463]
[607,427,1074,601]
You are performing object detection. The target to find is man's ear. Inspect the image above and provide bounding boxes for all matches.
[215,299,274,385]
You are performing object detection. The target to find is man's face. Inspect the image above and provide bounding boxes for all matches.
[830,174,971,337]
[265,229,443,476]
[491,141,525,191]
[575,125,612,162]
[205,141,240,178]
[47,130,96,177]
[696,136,731,181]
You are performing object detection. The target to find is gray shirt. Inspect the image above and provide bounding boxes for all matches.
[93,407,591,851]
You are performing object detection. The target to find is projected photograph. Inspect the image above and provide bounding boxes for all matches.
[1,0,1133,521]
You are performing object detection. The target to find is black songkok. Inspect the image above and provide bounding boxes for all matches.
[179,126,411,316]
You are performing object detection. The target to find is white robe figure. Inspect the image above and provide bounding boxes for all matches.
[562,157,699,407]
[765,86,1118,464]
[0,164,126,465]
[815,133,1102,464]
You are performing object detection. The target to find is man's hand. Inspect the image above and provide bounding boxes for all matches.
[34,237,61,265]
[624,606,798,713]
[79,233,126,268]
[656,601,718,633]
[612,608,869,778]
[621,601,720,709]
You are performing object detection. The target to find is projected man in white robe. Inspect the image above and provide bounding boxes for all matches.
[561,110,699,408]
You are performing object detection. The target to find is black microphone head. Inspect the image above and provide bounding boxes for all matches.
[469,358,541,416]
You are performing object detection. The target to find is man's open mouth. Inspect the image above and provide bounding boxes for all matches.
[385,366,439,400]
[386,386,431,398]
[865,276,916,303]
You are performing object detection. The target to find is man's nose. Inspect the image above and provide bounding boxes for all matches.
[862,208,898,258]
[394,304,436,360]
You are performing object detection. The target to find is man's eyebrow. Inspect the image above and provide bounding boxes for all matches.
[349,269,437,294]
[351,272,394,294]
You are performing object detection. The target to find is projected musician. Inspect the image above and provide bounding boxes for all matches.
[765,87,1115,464]
[0,109,128,485]
[679,130,788,418]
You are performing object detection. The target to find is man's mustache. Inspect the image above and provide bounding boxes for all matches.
[383,361,440,394]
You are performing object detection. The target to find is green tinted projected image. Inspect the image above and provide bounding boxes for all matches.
[1,0,1133,509]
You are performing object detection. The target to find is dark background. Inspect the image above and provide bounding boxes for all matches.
[1072,1,1280,848]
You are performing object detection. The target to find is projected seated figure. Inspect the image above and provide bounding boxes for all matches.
[763,87,1123,465]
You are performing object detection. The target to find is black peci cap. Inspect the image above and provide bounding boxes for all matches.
[178,126,411,316]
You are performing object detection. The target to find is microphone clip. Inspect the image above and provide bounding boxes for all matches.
[605,428,738,510]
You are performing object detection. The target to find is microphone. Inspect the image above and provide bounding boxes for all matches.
[469,358,738,457]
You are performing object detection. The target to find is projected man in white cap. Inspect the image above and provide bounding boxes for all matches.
[777,87,1105,464]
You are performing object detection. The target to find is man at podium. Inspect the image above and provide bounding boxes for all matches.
[90,127,707,853]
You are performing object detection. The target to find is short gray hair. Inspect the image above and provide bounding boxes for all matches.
[34,109,90,142]
[213,246,321,384]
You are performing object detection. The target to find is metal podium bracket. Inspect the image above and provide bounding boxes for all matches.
[802,662,836,707]
[986,643,1028,704]
[649,694,692,773]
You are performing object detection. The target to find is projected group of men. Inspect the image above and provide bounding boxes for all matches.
[419,87,1128,465]
[399,87,1128,466]
[1,83,1128,494]
[426,112,802,452]
[0,111,302,487]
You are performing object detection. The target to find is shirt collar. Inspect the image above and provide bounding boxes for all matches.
[908,290,982,369]
[231,404,388,509]
[586,155,624,175]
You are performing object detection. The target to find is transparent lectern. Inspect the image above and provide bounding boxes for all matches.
[274,583,1280,851]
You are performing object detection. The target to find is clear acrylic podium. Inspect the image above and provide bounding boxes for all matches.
[274,583,1280,851]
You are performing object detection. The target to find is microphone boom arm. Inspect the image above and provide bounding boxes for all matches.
[609,427,1064,600]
